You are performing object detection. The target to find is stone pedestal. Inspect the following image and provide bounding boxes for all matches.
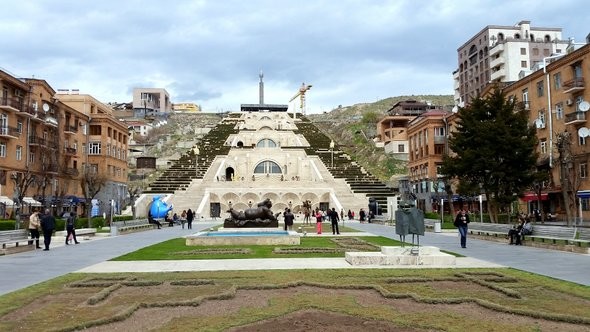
[345,246,456,266]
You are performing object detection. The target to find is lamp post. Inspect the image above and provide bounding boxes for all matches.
[329,140,334,168]
[193,146,199,177]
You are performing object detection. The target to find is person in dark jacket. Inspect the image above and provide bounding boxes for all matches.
[283,208,295,231]
[65,212,80,245]
[186,209,194,229]
[454,209,471,248]
[40,209,56,251]
[329,207,340,235]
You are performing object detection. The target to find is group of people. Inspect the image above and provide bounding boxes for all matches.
[28,208,79,251]
[149,209,194,229]
[507,216,533,245]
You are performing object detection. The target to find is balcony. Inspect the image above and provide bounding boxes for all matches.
[28,136,59,149]
[565,111,586,125]
[42,163,58,173]
[489,43,504,56]
[0,97,24,112]
[64,167,79,176]
[0,126,21,139]
[64,124,78,134]
[64,147,77,155]
[563,77,585,94]
[434,136,446,144]
[490,56,505,68]
[490,68,506,81]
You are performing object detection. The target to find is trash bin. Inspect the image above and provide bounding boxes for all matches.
[110,226,119,237]
[434,221,442,233]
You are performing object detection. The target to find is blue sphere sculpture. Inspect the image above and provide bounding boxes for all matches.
[149,195,173,218]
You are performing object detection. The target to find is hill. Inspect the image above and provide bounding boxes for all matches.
[309,95,454,186]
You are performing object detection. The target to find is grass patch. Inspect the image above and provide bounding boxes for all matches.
[112,236,403,261]
[1,269,589,331]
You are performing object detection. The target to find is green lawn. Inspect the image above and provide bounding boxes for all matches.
[113,236,403,260]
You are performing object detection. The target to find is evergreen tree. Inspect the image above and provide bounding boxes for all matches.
[441,89,538,222]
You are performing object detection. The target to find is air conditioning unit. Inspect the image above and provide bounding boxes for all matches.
[566,99,574,106]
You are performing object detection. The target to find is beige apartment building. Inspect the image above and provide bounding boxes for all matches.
[455,20,567,107]
[0,69,128,218]
[406,109,450,212]
[55,91,129,214]
[500,43,590,221]
[132,88,171,118]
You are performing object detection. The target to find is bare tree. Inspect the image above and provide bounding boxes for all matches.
[80,167,109,227]
[556,131,582,226]
[11,169,36,229]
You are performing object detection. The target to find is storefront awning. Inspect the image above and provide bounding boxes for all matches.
[22,197,42,206]
[577,190,590,199]
[521,193,548,202]
[0,196,15,205]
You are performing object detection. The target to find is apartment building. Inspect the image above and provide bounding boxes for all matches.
[455,20,568,107]
[55,91,129,214]
[406,109,451,212]
[500,43,590,220]
[132,88,171,118]
[0,71,94,217]
[377,100,435,160]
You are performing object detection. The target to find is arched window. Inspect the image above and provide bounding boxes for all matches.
[256,138,277,148]
[544,34,551,42]
[260,116,271,121]
[498,33,504,41]
[530,33,535,41]
[515,33,521,39]
[254,160,282,174]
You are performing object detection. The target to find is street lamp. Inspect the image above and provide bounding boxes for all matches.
[329,140,334,168]
[193,146,200,177]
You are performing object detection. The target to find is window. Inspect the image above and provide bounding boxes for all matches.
[520,48,526,55]
[582,198,590,211]
[580,163,588,179]
[532,48,539,56]
[88,142,101,155]
[28,152,34,163]
[521,61,527,68]
[16,145,22,160]
[434,127,445,136]
[398,144,404,152]
[256,138,277,148]
[0,142,5,157]
[555,102,564,120]
[253,160,282,174]
[538,110,545,124]
[536,81,544,97]
[540,140,547,154]
[16,120,22,133]
[580,135,586,146]
[554,72,561,89]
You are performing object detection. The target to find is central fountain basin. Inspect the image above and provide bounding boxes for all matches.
[186,228,300,246]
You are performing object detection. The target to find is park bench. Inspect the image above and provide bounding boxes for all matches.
[468,222,512,238]
[525,225,576,244]
[0,229,33,253]
[112,219,153,233]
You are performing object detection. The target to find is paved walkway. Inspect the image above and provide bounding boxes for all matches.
[1,221,588,296]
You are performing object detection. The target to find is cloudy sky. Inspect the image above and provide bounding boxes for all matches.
[1,0,587,113]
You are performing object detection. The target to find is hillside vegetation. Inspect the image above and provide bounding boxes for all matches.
[309,95,454,186]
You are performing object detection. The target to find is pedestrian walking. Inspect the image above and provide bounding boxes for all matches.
[186,209,194,229]
[40,209,56,251]
[28,209,42,249]
[283,209,294,231]
[65,212,80,245]
[329,207,340,235]
[454,209,470,248]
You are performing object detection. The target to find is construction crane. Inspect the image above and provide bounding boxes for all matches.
[289,82,312,115]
